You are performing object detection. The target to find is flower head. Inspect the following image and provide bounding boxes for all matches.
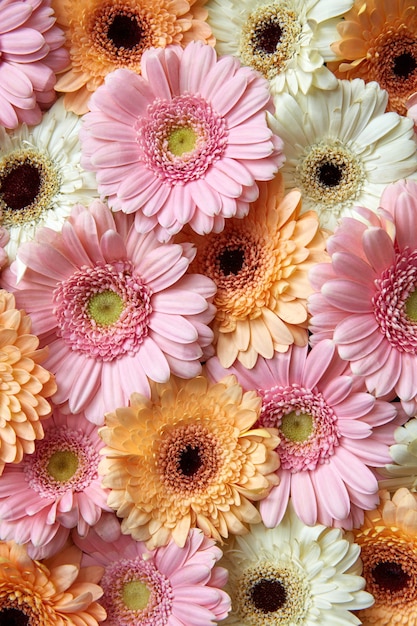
[0,97,99,261]
[53,0,214,114]
[99,374,280,548]
[221,503,373,626]
[0,406,111,559]
[75,512,231,625]
[0,0,69,128]
[0,289,56,476]
[354,487,417,625]
[178,174,328,369]
[206,339,400,529]
[80,41,284,241]
[309,179,417,415]
[330,0,417,115]
[0,541,106,625]
[1,200,216,424]
[269,78,417,231]
[207,0,352,96]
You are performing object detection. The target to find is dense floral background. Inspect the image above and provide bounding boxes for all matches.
[1,0,417,624]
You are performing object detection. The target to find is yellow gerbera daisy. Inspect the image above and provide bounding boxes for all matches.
[0,289,56,475]
[52,0,214,114]
[99,375,280,548]
[0,541,106,624]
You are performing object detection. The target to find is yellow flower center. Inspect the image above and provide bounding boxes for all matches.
[88,290,124,325]
[405,290,417,322]
[47,450,79,482]
[281,412,313,442]
[168,127,197,156]
[122,581,150,610]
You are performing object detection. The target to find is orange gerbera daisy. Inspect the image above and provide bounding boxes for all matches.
[52,0,214,114]
[0,289,56,475]
[330,0,417,114]
[177,174,329,369]
[354,488,417,625]
[0,541,106,624]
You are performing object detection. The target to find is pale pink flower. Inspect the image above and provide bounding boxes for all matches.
[75,512,231,625]
[0,406,111,560]
[206,340,401,529]
[309,179,417,415]
[1,200,216,423]
[80,41,284,241]
[0,0,69,129]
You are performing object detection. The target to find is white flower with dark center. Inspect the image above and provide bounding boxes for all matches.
[206,0,353,96]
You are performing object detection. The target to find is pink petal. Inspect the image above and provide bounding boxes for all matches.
[291,471,318,526]
[321,279,373,313]
[362,227,395,274]
[259,472,291,528]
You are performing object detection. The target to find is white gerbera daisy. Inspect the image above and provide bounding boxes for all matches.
[270,78,417,231]
[206,0,353,96]
[0,97,98,260]
[379,417,417,492]
[221,502,373,626]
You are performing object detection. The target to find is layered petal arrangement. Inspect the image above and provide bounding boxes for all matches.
[75,513,231,625]
[221,503,373,626]
[309,179,417,415]
[0,0,69,128]
[178,174,329,369]
[1,200,216,423]
[52,0,214,114]
[206,339,400,529]
[379,417,417,492]
[80,41,285,240]
[270,78,417,231]
[99,375,280,548]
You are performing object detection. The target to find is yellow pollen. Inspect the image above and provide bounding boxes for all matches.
[122,581,150,610]
[281,412,313,442]
[47,450,79,482]
[406,289,417,322]
[88,290,124,326]
[168,127,197,156]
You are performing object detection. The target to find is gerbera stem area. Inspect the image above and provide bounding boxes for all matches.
[88,290,124,326]
[280,412,313,442]
[405,289,417,321]
[372,561,411,592]
[122,581,150,610]
[251,579,287,612]
[0,608,30,626]
[47,450,79,482]
[167,127,197,157]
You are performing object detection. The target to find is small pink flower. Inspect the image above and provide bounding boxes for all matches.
[0,0,69,128]
[309,179,417,415]
[1,200,216,423]
[206,340,401,529]
[75,512,231,625]
[80,41,284,241]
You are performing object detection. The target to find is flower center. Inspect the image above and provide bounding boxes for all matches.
[372,561,411,593]
[405,289,417,322]
[251,579,287,613]
[393,52,417,79]
[239,2,302,79]
[53,261,152,361]
[280,411,313,443]
[0,608,30,626]
[0,150,60,228]
[122,581,150,610]
[47,450,79,482]
[218,246,245,275]
[137,94,228,185]
[107,13,144,50]
[178,444,202,477]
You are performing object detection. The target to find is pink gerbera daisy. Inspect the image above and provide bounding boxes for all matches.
[0,0,69,129]
[0,406,111,560]
[74,512,231,625]
[80,41,284,241]
[309,179,417,415]
[206,339,401,529]
[1,200,216,423]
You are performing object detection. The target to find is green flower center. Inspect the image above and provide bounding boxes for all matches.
[405,289,417,321]
[122,581,150,610]
[88,289,124,325]
[281,412,313,442]
[47,450,79,482]
[168,127,197,156]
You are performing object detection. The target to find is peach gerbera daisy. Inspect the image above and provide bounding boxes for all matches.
[52,0,214,114]
[99,374,280,549]
[354,487,417,625]
[0,541,106,624]
[330,0,417,115]
[0,289,56,476]
[177,174,328,369]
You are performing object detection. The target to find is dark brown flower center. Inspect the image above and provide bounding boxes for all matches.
[372,561,411,592]
[393,51,417,79]
[218,247,245,275]
[317,162,344,188]
[107,13,144,50]
[251,579,287,613]
[0,162,41,211]
[0,608,30,626]
[178,444,203,477]
[253,19,283,54]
